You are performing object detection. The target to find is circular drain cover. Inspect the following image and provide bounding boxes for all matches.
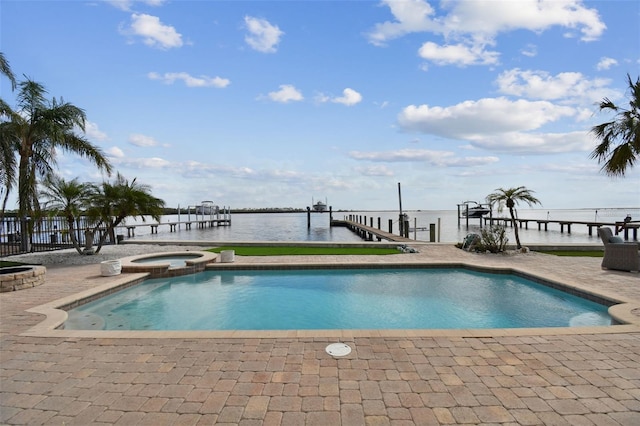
[325,343,352,357]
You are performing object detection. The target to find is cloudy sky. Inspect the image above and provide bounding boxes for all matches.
[2,0,638,210]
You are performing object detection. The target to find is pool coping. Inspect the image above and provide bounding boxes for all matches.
[21,260,640,339]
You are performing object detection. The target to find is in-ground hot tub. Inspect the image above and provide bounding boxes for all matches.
[0,265,47,292]
[118,251,217,278]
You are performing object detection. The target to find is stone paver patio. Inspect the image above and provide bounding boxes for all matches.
[1,244,639,425]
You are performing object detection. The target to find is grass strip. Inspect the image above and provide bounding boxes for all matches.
[0,261,28,268]
[538,250,604,257]
[207,246,400,256]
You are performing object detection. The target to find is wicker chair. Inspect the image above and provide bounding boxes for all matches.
[598,227,640,272]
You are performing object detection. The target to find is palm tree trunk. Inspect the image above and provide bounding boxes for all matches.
[66,215,83,254]
[509,207,521,249]
[17,155,31,253]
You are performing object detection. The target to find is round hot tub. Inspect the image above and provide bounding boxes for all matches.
[118,251,217,278]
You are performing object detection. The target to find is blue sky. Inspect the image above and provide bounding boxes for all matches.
[1,0,639,211]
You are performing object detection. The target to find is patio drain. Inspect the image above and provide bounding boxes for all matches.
[326,342,352,357]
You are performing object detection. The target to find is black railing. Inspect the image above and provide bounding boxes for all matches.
[0,216,116,257]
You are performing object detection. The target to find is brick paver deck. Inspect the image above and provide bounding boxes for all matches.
[1,244,639,425]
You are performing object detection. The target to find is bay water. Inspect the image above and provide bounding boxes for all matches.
[124,207,639,245]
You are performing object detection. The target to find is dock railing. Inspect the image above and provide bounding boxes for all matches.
[484,217,639,240]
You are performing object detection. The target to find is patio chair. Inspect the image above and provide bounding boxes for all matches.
[597,227,640,272]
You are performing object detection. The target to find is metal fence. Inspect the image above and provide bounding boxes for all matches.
[1,216,116,257]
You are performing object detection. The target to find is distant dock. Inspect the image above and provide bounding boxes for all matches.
[119,205,232,237]
[483,217,639,240]
[120,218,231,237]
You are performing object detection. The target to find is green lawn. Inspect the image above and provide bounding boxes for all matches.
[538,250,604,257]
[0,261,28,268]
[207,246,400,256]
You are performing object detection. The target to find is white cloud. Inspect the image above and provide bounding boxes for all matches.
[495,69,611,104]
[106,147,125,158]
[267,84,303,103]
[596,57,618,71]
[398,97,575,138]
[468,131,594,154]
[148,72,230,88]
[368,0,606,68]
[129,133,159,147]
[318,88,363,106]
[395,95,601,155]
[356,165,395,176]
[244,16,284,53]
[349,148,499,167]
[125,13,183,49]
[333,88,362,106]
[418,42,499,66]
[437,0,606,42]
[520,44,537,57]
[107,0,165,11]
[111,156,171,169]
[366,0,438,46]
[84,121,108,141]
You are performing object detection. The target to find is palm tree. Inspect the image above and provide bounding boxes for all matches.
[40,174,93,254]
[0,52,17,217]
[85,173,165,254]
[0,79,112,250]
[590,74,640,176]
[0,52,17,90]
[486,186,541,250]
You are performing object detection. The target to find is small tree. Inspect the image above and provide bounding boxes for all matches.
[84,173,165,254]
[40,174,92,254]
[486,186,541,249]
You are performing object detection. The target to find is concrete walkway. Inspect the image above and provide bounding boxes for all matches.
[1,244,639,425]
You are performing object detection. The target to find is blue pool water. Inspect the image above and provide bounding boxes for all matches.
[64,268,612,331]
[132,254,201,268]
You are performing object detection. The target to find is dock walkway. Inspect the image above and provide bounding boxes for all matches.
[121,219,231,237]
[331,219,416,243]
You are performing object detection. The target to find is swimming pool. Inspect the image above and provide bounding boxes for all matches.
[63,267,612,331]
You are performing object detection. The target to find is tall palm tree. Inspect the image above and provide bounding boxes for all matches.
[486,186,541,250]
[85,173,165,254]
[590,74,640,176]
[0,79,112,250]
[40,174,93,254]
[0,51,17,90]
[0,52,17,217]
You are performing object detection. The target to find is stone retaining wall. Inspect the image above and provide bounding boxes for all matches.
[0,266,47,292]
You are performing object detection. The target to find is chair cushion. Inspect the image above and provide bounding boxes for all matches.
[608,236,624,243]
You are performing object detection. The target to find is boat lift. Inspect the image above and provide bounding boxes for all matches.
[457,201,492,228]
[307,198,332,228]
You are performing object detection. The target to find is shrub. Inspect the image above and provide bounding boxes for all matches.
[480,225,508,253]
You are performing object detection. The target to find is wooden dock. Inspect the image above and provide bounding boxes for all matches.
[483,218,639,240]
[120,219,231,237]
[331,220,416,243]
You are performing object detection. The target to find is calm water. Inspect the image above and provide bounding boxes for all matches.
[122,208,639,244]
[64,268,611,331]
